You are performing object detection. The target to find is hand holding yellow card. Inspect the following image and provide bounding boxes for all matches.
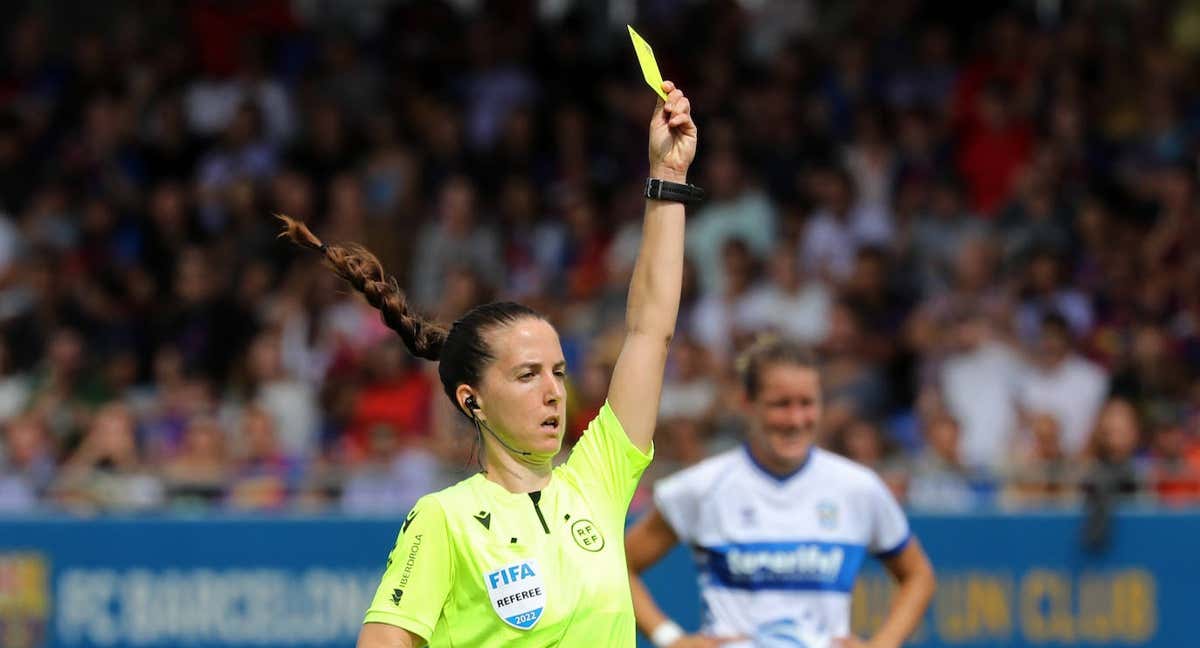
[627,25,669,101]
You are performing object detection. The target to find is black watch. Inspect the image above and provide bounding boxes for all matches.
[644,177,706,204]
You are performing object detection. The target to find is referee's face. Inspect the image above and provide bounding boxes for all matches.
[475,318,569,459]
[746,364,822,471]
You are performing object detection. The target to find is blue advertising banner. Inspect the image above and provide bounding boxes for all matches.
[640,511,1197,648]
[0,511,1195,648]
[0,516,399,648]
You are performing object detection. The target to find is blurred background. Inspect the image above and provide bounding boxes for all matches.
[0,0,1198,647]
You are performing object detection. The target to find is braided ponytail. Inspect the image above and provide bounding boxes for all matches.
[275,214,447,361]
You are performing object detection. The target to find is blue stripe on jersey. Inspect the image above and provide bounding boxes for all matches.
[698,541,867,593]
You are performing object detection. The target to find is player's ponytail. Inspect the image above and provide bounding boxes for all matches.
[275,214,447,361]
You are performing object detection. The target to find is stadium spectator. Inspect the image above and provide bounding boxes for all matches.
[1016,313,1109,456]
[161,414,229,508]
[657,336,719,424]
[53,403,164,512]
[1149,419,1200,506]
[408,175,505,310]
[1084,398,1148,502]
[1005,412,1079,507]
[903,175,984,296]
[339,422,446,515]
[688,238,760,361]
[225,405,299,510]
[0,2,1194,514]
[0,339,29,421]
[0,415,54,512]
[685,148,776,295]
[801,165,892,282]
[740,244,833,345]
[1014,250,1094,346]
[234,331,319,460]
[939,312,1023,470]
[908,414,977,511]
[344,339,434,464]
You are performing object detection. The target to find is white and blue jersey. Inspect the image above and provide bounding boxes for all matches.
[653,446,910,648]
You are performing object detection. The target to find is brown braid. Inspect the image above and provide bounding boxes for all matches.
[275,214,447,361]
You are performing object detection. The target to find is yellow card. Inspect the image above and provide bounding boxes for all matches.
[627,25,669,101]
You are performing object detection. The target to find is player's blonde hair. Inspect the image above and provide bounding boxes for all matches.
[736,335,820,399]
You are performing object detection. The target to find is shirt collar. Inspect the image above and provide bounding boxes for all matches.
[742,442,814,484]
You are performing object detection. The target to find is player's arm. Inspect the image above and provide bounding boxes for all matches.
[624,508,691,643]
[607,80,696,453]
[627,506,737,647]
[626,507,681,638]
[357,623,422,648]
[839,474,935,648]
[861,537,935,648]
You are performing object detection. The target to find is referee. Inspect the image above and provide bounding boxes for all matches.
[280,81,698,647]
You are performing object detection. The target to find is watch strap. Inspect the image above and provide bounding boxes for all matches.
[645,177,706,204]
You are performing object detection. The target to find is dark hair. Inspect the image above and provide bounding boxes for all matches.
[276,215,542,414]
[1041,311,1072,336]
[736,337,820,399]
[436,301,542,408]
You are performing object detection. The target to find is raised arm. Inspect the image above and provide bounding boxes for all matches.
[607,80,697,452]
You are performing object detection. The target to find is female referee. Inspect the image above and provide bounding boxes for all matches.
[279,80,697,647]
[626,339,935,648]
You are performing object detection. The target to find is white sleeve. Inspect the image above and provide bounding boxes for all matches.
[652,469,702,544]
[864,473,911,558]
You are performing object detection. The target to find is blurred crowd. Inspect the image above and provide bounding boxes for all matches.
[1,0,1199,516]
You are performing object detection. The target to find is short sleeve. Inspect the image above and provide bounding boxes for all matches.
[864,474,910,558]
[564,401,654,518]
[363,496,453,641]
[652,469,701,544]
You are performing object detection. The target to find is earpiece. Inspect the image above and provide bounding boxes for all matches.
[463,394,532,457]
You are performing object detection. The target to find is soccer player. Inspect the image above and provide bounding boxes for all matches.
[279,81,698,647]
[627,339,935,648]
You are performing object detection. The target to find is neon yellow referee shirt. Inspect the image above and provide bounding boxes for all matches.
[364,402,653,646]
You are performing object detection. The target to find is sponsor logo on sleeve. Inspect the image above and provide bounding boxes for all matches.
[391,533,423,605]
[402,508,418,534]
